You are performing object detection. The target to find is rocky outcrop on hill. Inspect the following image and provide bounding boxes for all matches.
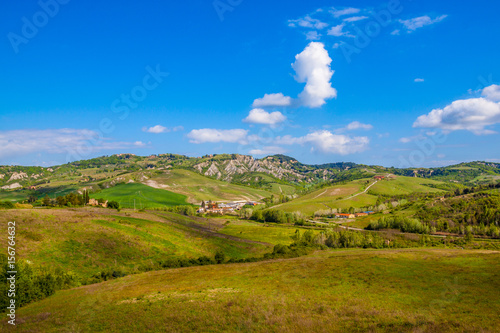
[9,172,28,182]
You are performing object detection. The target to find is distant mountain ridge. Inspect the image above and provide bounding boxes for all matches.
[1,154,499,190]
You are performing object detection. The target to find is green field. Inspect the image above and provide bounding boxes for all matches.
[148,169,273,203]
[367,176,446,196]
[91,183,190,208]
[8,249,500,332]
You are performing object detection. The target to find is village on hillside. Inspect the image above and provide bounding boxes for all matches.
[197,200,261,214]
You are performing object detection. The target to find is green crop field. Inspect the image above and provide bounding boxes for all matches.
[91,183,190,209]
[148,169,273,203]
[8,249,500,332]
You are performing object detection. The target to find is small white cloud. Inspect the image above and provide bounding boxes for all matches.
[391,29,400,35]
[437,154,446,159]
[143,125,183,134]
[187,129,249,144]
[252,93,292,108]
[134,141,146,147]
[399,15,448,33]
[143,125,169,133]
[344,121,373,131]
[173,126,184,132]
[288,15,328,30]
[343,16,368,22]
[332,43,341,49]
[327,24,347,37]
[414,78,425,82]
[249,146,287,155]
[243,109,287,126]
[305,31,321,40]
[292,42,337,108]
[413,85,500,135]
[277,130,369,155]
[399,134,426,143]
[331,7,361,18]
[482,84,500,102]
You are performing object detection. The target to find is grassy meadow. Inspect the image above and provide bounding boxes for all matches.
[6,249,500,332]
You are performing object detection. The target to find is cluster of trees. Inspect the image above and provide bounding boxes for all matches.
[262,194,293,206]
[367,216,430,234]
[40,191,119,209]
[415,192,500,237]
[264,227,445,259]
[0,259,80,311]
[250,209,305,224]
[43,191,89,207]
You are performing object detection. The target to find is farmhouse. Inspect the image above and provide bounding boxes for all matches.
[374,176,385,180]
[88,198,108,208]
[355,212,368,217]
[336,213,355,219]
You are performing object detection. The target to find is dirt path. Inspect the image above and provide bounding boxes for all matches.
[313,189,328,199]
[339,180,378,201]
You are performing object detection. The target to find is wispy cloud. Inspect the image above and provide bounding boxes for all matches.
[142,125,183,133]
[331,7,361,18]
[327,24,352,37]
[399,15,448,33]
[343,16,368,22]
[0,129,147,159]
[276,130,369,155]
[187,129,250,144]
[344,121,373,131]
[288,15,328,29]
[249,146,287,155]
[414,78,425,82]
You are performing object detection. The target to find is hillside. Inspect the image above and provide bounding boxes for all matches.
[0,208,274,280]
[144,169,274,203]
[0,154,499,210]
[6,249,500,332]
[275,175,448,215]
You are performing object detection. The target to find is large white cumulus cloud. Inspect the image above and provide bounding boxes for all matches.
[292,42,337,108]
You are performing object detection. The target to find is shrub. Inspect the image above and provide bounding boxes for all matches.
[0,201,15,209]
[107,201,120,209]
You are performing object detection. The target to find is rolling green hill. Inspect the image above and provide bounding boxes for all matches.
[145,169,273,203]
[6,249,500,332]
[276,176,448,215]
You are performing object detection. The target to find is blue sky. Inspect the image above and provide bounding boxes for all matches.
[1,0,499,167]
